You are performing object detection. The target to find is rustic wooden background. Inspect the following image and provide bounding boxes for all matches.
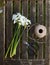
[0,0,50,65]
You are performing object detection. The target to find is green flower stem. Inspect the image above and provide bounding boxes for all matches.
[10,36,20,57]
[10,27,26,58]
[10,25,21,57]
[5,42,12,58]
[5,24,20,58]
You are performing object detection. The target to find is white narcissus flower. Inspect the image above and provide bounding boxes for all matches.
[12,13,21,20]
[35,25,47,38]
[12,14,17,20]
[12,13,21,24]
[12,13,31,26]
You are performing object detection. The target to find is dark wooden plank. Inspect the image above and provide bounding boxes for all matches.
[30,0,36,24]
[42,0,48,60]
[32,60,45,65]
[4,60,22,65]
[3,0,6,59]
[12,0,20,59]
[22,0,28,17]
[48,0,50,64]
[21,59,45,65]
[45,0,49,65]
[42,0,46,59]
[0,3,5,65]
[20,0,28,59]
[28,0,37,59]
[37,0,43,59]
[37,44,43,59]
[38,0,43,24]
[5,0,13,59]
[13,0,20,13]
[4,59,45,65]
[36,0,47,59]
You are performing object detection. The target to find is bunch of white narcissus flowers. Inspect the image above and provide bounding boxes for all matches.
[5,13,31,58]
[12,13,31,27]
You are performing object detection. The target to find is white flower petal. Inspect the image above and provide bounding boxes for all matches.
[26,22,28,25]
[13,20,17,24]
[17,13,21,17]
[12,14,17,20]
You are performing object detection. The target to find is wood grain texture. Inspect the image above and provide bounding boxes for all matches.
[20,0,28,59]
[12,0,20,59]
[28,0,36,59]
[4,59,45,65]
[30,0,36,24]
[37,0,43,59]
[45,0,49,65]
[5,1,13,59]
[0,7,4,65]
[0,0,49,65]
[48,0,50,64]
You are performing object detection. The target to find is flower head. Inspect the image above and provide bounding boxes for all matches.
[12,13,31,26]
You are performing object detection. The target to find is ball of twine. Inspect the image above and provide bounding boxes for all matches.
[28,24,47,43]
